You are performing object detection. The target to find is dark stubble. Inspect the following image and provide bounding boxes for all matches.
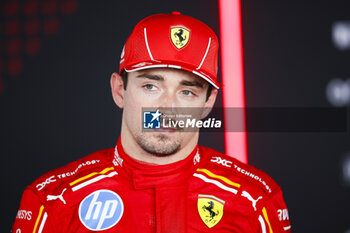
[136,133,181,157]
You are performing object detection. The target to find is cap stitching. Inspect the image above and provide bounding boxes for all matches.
[143,27,155,61]
[196,37,211,70]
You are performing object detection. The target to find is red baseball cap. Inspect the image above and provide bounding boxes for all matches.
[119,12,220,89]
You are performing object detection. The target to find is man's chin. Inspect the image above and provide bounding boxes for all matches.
[136,133,181,157]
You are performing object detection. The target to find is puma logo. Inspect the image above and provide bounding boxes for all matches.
[241,191,262,211]
[47,188,67,204]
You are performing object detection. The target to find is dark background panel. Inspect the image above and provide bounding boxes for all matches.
[242,1,350,233]
[1,0,350,232]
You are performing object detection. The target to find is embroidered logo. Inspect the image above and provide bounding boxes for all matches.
[197,194,224,228]
[171,26,190,49]
[79,190,124,231]
[47,188,67,204]
[241,191,262,211]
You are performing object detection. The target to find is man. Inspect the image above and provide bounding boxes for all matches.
[12,12,291,232]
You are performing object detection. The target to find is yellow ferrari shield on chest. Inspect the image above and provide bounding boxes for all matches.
[197,194,225,228]
[171,26,190,49]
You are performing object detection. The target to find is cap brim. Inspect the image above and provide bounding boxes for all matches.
[124,62,220,89]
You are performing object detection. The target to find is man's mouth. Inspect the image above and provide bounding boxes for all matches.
[158,125,177,133]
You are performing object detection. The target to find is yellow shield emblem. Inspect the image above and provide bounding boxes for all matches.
[197,194,225,228]
[171,26,190,49]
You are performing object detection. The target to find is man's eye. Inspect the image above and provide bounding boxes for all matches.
[181,90,195,96]
[143,84,156,90]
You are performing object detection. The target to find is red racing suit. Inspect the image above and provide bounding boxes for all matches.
[12,138,291,233]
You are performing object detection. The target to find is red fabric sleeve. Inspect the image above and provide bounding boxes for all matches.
[257,189,291,233]
[12,187,52,233]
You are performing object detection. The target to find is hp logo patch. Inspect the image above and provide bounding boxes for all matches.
[79,190,123,231]
[143,109,161,129]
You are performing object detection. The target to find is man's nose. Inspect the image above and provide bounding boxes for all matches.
[159,91,178,109]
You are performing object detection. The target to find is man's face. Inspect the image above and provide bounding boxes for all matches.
[113,68,217,157]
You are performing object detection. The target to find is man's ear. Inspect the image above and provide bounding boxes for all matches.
[110,72,125,109]
[201,88,218,119]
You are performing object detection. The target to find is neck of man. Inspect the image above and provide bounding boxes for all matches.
[120,123,199,165]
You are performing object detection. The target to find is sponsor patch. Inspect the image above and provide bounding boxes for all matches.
[132,62,152,68]
[277,208,290,221]
[36,160,101,191]
[79,190,123,231]
[171,26,190,49]
[47,188,67,204]
[241,191,262,211]
[193,150,200,165]
[36,175,56,191]
[197,194,224,228]
[16,210,32,221]
[113,146,123,167]
[210,156,232,167]
[57,160,100,179]
[233,164,272,193]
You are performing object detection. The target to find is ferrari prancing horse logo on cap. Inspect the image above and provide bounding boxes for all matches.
[171,26,190,49]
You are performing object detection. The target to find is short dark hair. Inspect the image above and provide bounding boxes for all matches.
[120,70,213,101]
